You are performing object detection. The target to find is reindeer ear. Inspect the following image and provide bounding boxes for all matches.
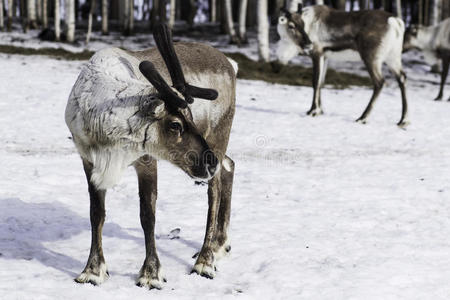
[280,7,291,19]
[297,3,303,14]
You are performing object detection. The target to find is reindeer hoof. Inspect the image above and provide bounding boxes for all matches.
[191,262,216,279]
[75,263,109,285]
[136,267,166,290]
[306,108,323,117]
[355,118,367,124]
[192,248,216,279]
[434,96,443,101]
[397,120,410,128]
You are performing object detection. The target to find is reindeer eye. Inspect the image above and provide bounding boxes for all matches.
[169,121,182,132]
[279,16,287,24]
[288,22,295,29]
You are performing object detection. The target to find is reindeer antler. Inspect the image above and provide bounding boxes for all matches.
[139,23,218,109]
[139,61,187,109]
[153,23,218,103]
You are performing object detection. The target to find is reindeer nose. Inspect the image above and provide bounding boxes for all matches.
[203,150,218,175]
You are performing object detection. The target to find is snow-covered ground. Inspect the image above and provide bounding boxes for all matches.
[1,50,450,300]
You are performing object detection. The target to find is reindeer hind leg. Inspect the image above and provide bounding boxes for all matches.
[386,55,409,127]
[437,55,450,101]
[356,58,384,124]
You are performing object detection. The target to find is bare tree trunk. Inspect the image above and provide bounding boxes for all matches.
[28,0,37,28]
[101,0,108,34]
[238,0,247,42]
[358,0,367,10]
[419,0,423,24]
[7,0,12,31]
[444,0,450,19]
[36,0,41,24]
[211,0,216,22]
[224,0,238,43]
[431,0,442,25]
[187,0,195,27]
[122,0,129,32]
[169,0,175,28]
[0,0,4,30]
[316,0,324,4]
[150,0,158,29]
[257,0,269,62]
[42,0,47,28]
[54,0,60,40]
[396,0,402,18]
[335,0,346,10]
[86,0,96,43]
[20,0,27,32]
[128,0,134,34]
[424,0,430,25]
[66,0,75,42]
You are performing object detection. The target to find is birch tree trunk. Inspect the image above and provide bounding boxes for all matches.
[430,0,442,25]
[238,0,247,42]
[169,0,175,28]
[86,0,96,43]
[316,0,324,4]
[396,0,402,18]
[54,0,60,40]
[7,0,12,31]
[28,0,37,28]
[66,0,75,42]
[257,0,269,62]
[102,0,108,34]
[211,0,216,22]
[224,0,238,43]
[0,0,4,30]
[42,0,47,28]
[288,0,301,12]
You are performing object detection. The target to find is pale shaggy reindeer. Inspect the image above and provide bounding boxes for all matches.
[65,24,237,289]
[274,5,409,127]
[404,18,450,101]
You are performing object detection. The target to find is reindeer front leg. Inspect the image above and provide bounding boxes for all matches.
[75,159,109,285]
[192,173,222,279]
[212,156,234,258]
[134,156,165,289]
[307,54,325,116]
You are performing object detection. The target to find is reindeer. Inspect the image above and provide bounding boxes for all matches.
[274,4,409,127]
[65,24,237,289]
[404,18,450,101]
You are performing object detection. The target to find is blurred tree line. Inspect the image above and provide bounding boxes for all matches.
[0,0,447,45]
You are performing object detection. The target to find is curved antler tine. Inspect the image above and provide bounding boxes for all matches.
[153,23,187,93]
[186,85,218,101]
[139,61,187,109]
[153,22,219,103]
